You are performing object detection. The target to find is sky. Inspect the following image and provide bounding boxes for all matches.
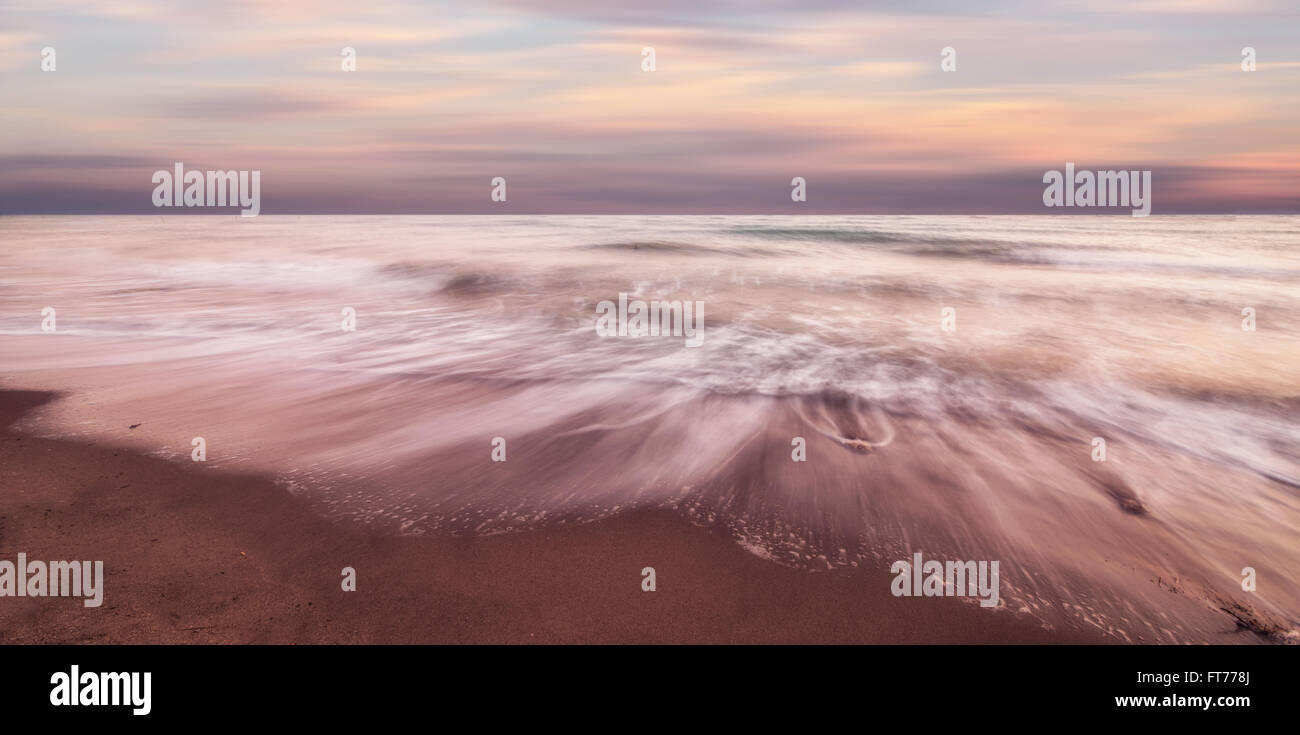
[1,0,1298,213]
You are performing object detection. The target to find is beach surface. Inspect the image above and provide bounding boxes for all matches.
[0,389,1098,644]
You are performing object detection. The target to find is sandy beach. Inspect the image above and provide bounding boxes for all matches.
[0,388,1104,644]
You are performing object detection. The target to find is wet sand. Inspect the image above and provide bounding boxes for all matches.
[0,389,1099,644]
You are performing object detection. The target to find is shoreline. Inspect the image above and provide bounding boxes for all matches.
[0,389,1105,644]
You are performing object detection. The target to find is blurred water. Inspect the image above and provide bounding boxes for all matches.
[1,214,1298,642]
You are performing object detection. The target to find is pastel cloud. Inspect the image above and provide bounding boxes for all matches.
[0,0,1296,213]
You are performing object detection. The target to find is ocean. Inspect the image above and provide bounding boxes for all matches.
[2,214,1298,642]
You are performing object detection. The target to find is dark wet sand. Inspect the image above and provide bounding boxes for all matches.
[0,390,1102,644]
